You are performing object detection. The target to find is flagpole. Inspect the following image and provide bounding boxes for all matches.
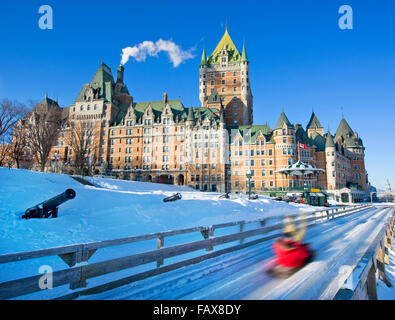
[298,143,300,162]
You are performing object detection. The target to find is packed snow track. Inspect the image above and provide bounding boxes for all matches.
[81,206,393,300]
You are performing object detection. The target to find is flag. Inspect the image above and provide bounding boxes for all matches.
[298,142,307,149]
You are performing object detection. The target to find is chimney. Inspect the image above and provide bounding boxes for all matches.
[163,92,168,104]
[117,65,124,84]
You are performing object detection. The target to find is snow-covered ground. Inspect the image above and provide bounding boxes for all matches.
[0,168,314,255]
[3,168,390,300]
[0,167,316,299]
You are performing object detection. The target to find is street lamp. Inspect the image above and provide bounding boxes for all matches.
[246,170,252,200]
[370,191,376,205]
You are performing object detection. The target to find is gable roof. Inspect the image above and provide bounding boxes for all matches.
[229,124,273,143]
[207,87,222,105]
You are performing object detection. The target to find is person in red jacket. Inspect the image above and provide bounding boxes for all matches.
[269,214,313,278]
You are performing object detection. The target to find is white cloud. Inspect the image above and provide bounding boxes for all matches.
[121,39,195,67]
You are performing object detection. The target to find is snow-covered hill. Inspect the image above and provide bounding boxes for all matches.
[0,168,313,256]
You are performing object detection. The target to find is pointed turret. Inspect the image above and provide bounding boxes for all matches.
[325,130,335,148]
[200,48,208,67]
[241,42,248,62]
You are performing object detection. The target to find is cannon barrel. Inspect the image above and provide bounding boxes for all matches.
[22,189,76,219]
[43,189,76,209]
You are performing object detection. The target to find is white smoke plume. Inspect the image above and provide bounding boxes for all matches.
[121,39,195,67]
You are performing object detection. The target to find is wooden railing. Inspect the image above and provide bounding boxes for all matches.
[0,204,371,300]
[334,207,395,300]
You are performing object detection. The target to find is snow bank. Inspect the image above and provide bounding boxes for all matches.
[0,168,313,255]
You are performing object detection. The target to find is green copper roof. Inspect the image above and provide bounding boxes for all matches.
[207,87,221,105]
[229,124,273,143]
[241,43,248,62]
[335,118,353,140]
[113,99,184,125]
[334,117,363,148]
[275,111,294,130]
[187,107,196,121]
[208,29,241,64]
[74,62,115,103]
[200,48,208,67]
[310,131,326,151]
[296,126,312,146]
[306,112,323,129]
[325,131,335,148]
[113,102,223,127]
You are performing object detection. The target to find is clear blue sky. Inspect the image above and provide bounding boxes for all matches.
[0,0,394,189]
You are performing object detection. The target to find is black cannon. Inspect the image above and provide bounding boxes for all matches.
[22,189,76,219]
[219,192,230,199]
[163,193,182,203]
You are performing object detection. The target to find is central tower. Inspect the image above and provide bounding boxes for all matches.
[199,28,253,127]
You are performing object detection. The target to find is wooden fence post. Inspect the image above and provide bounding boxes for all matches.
[157,236,164,267]
[366,263,378,300]
[377,241,392,287]
[58,245,96,290]
[200,227,214,251]
[240,223,245,244]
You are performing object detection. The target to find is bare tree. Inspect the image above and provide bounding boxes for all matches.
[9,121,28,168]
[26,106,64,172]
[0,100,29,167]
[67,121,99,175]
[0,137,11,167]
[0,99,27,139]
